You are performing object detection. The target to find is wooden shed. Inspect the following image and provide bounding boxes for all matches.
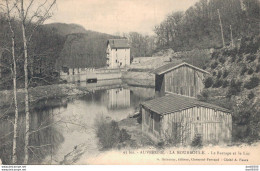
[152,62,210,98]
[141,94,232,145]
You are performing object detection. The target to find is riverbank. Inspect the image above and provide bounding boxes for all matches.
[0,73,154,110]
[59,116,155,165]
[0,84,90,112]
[122,71,155,87]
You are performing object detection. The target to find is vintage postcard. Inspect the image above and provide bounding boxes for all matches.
[0,0,260,168]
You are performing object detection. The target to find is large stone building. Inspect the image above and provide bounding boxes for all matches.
[106,39,130,68]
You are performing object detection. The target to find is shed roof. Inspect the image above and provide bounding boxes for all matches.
[107,39,130,49]
[141,94,230,115]
[152,62,210,75]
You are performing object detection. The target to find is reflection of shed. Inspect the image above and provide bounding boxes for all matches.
[152,62,209,98]
[141,94,232,145]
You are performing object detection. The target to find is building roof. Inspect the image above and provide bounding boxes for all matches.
[107,39,130,49]
[141,94,230,115]
[152,62,210,75]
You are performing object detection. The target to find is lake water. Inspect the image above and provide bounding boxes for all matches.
[0,85,155,164]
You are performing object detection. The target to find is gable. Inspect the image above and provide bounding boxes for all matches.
[152,62,210,75]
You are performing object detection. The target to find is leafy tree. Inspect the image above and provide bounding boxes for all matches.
[154,0,260,51]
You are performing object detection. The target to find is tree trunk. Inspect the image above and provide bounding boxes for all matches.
[230,25,234,47]
[20,0,30,164]
[217,9,225,47]
[5,0,19,164]
[11,59,18,165]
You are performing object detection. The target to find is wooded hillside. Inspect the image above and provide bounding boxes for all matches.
[47,23,120,68]
[154,0,260,51]
[198,35,260,143]
[0,20,119,89]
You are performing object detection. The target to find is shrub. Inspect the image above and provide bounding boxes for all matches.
[248,91,255,100]
[255,64,260,73]
[191,134,203,148]
[222,48,237,57]
[230,48,238,57]
[222,80,229,88]
[213,79,223,88]
[219,57,226,64]
[223,70,229,78]
[213,71,216,76]
[245,41,259,54]
[119,129,131,143]
[231,55,237,63]
[204,77,213,88]
[201,90,209,100]
[238,37,247,54]
[217,70,222,79]
[211,61,218,69]
[211,51,219,59]
[232,101,260,143]
[247,68,254,75]
[202,65,207,70]
[244,76,260,89]
[197,90,209,102]
[226,79,242,98]
[237,55,243,62]
[246,54,257,63]
[240,66,248,75]
[95,117,131,149]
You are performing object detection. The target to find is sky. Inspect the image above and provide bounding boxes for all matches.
[46,0,199,35]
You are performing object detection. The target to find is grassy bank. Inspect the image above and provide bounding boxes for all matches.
[0,84,90,109]
[122,71,155,87]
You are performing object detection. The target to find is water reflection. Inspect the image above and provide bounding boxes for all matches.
[0,99,65,164]
[104,88,131,110]
[0,86,155,164]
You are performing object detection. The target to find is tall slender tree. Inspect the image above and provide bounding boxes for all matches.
[13,0,56,164]
[2,0,19,164]
[217,9,225,47]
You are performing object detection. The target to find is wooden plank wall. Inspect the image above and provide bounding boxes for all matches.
[141,106,161,139]
[160,106,232,145]
[164,65,205,97]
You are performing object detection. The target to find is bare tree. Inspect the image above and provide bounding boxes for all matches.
[0,0,19,164]
[217,9,225,47]
[13,0,56,164]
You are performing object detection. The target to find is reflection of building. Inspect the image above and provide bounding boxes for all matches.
[141,94,232,145]
[106,39,130,68]
[104,88,130,110]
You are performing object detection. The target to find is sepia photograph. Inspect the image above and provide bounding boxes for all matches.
[0,0,259,169]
